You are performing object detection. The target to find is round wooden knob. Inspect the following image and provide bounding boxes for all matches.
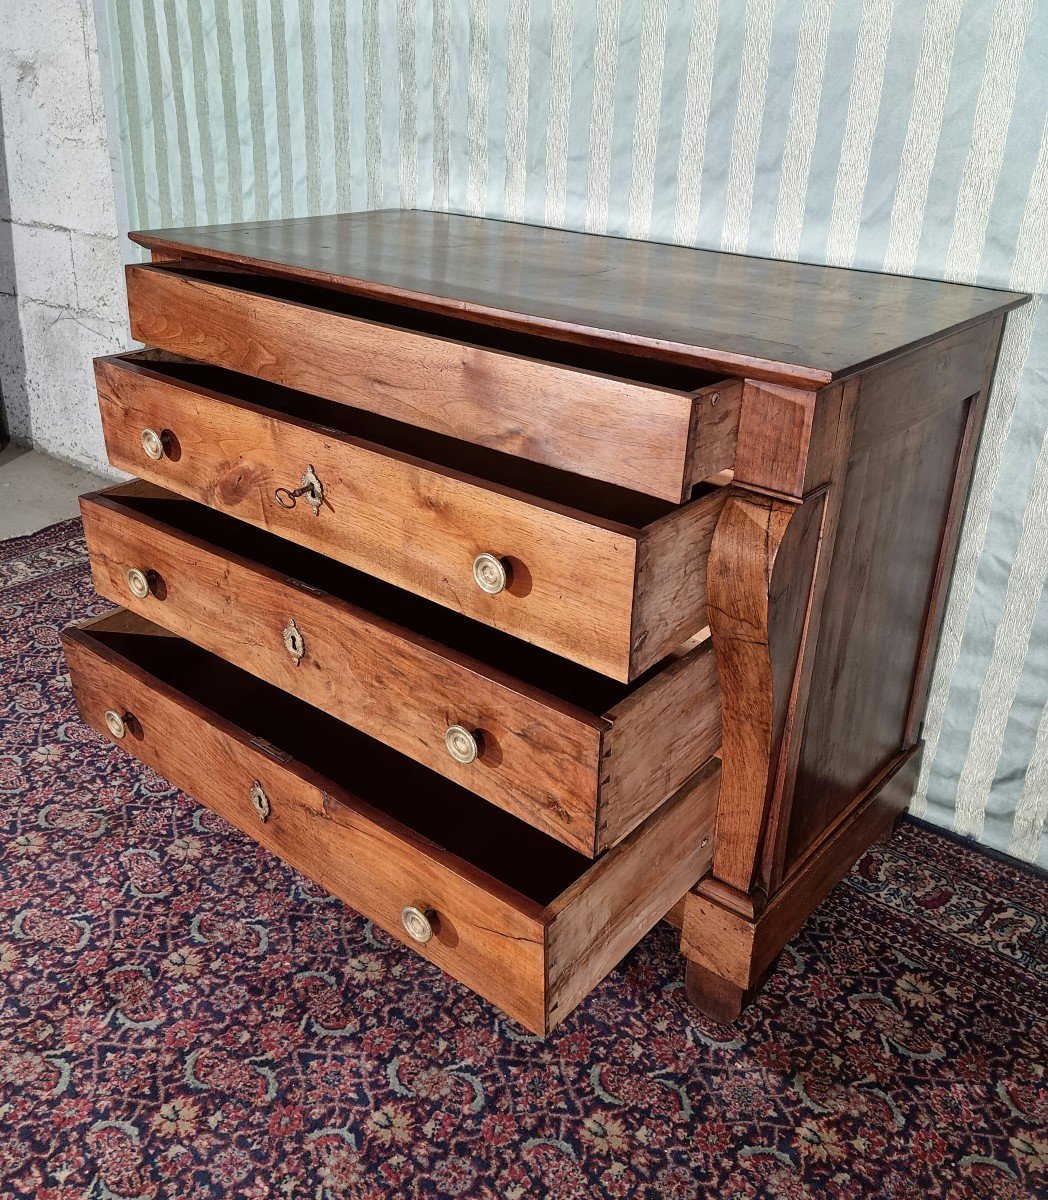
[104,709,128,739]
[126,567,151,600]
[444,724,479,765]
[472,553,507,595]
[401,905,436,944]
[140,427,165,461]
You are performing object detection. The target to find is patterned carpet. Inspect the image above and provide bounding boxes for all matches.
[1,518,1046,1200]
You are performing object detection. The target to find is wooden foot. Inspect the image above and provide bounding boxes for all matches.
[684,955,780,1023]
[681,746,921,1024]
[876,807,907,844]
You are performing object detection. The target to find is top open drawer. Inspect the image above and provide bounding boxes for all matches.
[125,260,741,503]
[95,351,728,683]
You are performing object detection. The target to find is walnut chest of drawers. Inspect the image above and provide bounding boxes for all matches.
[62,211,1026,1034]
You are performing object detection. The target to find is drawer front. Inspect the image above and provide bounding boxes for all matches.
[81,486,724,856]
[126,261,734,503]
[96,353,661,679]
[62,613,719,1034]
[63,616,549,1031]
[81,487,608,855]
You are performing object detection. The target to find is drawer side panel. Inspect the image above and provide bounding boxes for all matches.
[545,758,719,1032]
[600,635,721,850]
[630,487,727,677]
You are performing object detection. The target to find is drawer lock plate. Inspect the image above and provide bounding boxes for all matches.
[274,464,324,516]
[250,780,271,823]
[283,617,305,666]
[248,736,290,763]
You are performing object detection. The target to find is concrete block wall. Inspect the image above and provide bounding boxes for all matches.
[0,0,126,475]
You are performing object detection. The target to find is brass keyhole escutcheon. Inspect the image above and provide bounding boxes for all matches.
[104,709,129,740]
[126,567,152,600]
[472,553,508,595]
[250,781,271,823]
[283,617,305,666]
[444,725,480,765]
[140,427,165,461]
[401,905,436,944]
[274,465,324,516]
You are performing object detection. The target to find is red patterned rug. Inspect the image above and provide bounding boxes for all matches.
[1,518,1046,1199]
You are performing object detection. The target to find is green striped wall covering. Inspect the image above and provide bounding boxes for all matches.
[103,0,1048,865]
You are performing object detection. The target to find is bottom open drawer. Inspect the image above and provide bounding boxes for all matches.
[62,611,718,1034]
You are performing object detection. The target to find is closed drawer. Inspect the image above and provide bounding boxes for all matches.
[62,611,719,1035]
[81,482,721,856]
[125,261,741,503]
[95,351,728,682]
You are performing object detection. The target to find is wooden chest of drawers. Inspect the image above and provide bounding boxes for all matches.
[63,211,1026,1033]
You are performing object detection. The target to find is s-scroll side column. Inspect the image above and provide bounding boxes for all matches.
[680,378,832,1022]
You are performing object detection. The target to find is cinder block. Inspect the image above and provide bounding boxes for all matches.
[0,292,29,440]
[0,0,118,235]
[70,231,127,325]
[2,224,77,307]
[18,298,126,474]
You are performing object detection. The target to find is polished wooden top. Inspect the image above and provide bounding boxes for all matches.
[132,210,1027,388]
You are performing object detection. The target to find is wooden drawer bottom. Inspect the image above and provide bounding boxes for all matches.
[62,611,718,1034]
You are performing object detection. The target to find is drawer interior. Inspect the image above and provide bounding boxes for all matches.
[82,618,592,905]
[157,264,719,394]
[128,351,704,528]
[97,487,652,715]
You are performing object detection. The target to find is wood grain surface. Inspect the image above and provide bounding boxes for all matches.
[631,490,728,677]
[63,612,549,1031]
[788,321,1004,865]
[681,312,1010,1020]
[129,210,1027,385]
[705,492,803,896]
[63,612,718,1034]
[80,484,721,854]
[686,379,743,484]
[95,352,724,680]
[681,747,917,1000]
[600,631,720,850]
[546,756,719,1027]
[126,260,733,502]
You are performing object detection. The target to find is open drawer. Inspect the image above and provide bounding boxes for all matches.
[62,611,719,1035]
[125,260,741,503]
[95,351,729,682]
[80,482,721,856]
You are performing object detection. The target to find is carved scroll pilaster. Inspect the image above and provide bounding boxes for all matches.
[706,486,826,899]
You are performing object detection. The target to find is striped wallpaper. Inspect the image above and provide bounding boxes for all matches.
[102,0,1048,865]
